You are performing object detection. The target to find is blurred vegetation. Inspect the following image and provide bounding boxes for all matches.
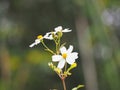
[0,0,120,90]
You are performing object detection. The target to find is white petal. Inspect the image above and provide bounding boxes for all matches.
[67,45,73,53]
[71,52,78,59]
[35,39,40,45]
[66,52,78,64]
[29,43,35,47]
[66,56,75,65]
[62,29,72,32]
[44,32,50,38]
[29,39,40,47]
[55,26,62,32]
[57,59,65,69]
[48,35,53,40]
[52,55,62,62]
[60,46,67,54]
[44,32,53,40]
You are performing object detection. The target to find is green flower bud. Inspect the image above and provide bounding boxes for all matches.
[67,63,77,72]
[54,68,61,74]
[57,31,63,38]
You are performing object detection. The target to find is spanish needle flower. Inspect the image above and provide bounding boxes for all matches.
[52,45,78,69]
[29,35,43,48]
[54,26,72,33]
[43,26,72,41]
[29,33,53,47]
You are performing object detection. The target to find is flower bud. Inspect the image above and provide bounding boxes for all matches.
[66,63,77,75]
[71,63,77,68]
[48,62,54,68]
[54,68,61,74]
[57,31,63,38]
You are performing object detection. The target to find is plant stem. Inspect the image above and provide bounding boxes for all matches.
[62,79,67,90]
[41,41,55,54]
[64,62,67,72]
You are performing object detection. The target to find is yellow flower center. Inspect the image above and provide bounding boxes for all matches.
[62,53,67,59]
[37,35,43,39]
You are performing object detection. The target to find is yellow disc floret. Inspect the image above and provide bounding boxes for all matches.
[62,53,67,59]
[37,35,43,39]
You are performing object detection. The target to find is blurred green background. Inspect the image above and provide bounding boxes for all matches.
[0,0,120,90]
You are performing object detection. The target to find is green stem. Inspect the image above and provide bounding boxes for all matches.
[56,37,61,54]
[58,37,61,48]
[54,39,59,54]
[41,41,55,54]
[64,62,67,72]
[56,42,59,54]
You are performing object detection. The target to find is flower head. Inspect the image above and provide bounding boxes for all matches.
[44,26,72,40]
[54,26,72,33]
[45,26,72,40]
[52,45,78,69]
[29,26,71,48]
[29,33,53,47]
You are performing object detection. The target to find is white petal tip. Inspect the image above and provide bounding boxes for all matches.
[29,43,35,48]
[62,29,72,32]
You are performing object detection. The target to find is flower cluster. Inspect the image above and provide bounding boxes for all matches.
[29,26,71,47]
[29,26,83,90]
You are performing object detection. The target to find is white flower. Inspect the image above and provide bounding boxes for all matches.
[54,26,72,33]
[29,33,53,48]
[43,26,71,42]
[52,45,78,69]
[29,26,71,48]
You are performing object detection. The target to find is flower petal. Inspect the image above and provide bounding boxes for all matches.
[62,28,72,32]
[44,32,50,38]
[55,26,62,32]
[35,39,40,45]
[60,46,67,54]
[29,39,40,47]
[66,52,78,64]
[57,59,65,69]
[66,56,75,65]
[44,32,53,40]
[71,52,78,59]
[67,45,73,53]
[52,55,62,62]
[29,43,35,48]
